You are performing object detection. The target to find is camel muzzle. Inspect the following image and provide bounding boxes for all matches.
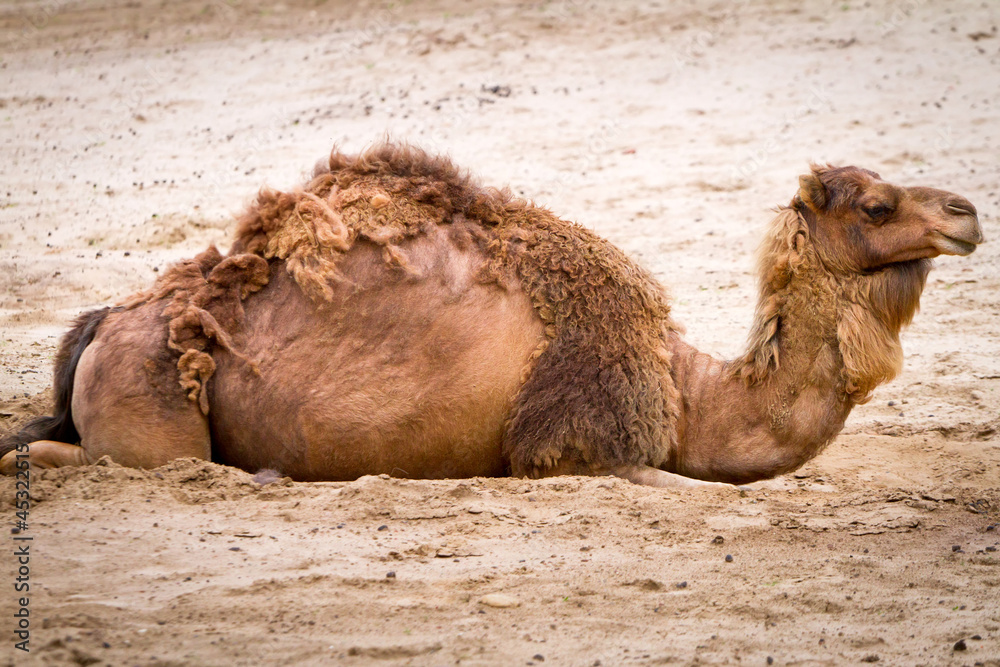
[931,196,984,255]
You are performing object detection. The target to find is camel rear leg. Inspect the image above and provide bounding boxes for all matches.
[0,307,210,475]
[0,441,90,473]
[0,399,210,472]
[0,356,210,474]
[68,328,212,470]
[0,335,213,474]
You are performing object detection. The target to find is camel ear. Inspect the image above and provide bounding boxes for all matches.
[797,173,827,211]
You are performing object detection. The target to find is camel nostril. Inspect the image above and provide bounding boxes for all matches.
[945,200,977,218]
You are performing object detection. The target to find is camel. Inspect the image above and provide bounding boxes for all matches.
[0,142,984,488]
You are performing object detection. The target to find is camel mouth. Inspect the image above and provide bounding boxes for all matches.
[933,232,980,256]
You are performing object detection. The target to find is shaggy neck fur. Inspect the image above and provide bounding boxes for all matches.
[670,207,930,484]
[739,206,929,400]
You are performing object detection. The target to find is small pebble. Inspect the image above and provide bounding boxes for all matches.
[377,525,388,531]
[480,593,520,608]
[676,581,688,589]
[767,657,774,665]
[712,535,725,544]
[954,639,967,651]
[229,547,241,551]
[952,545,962,553]
[725,554,734,563]
[971,635,982,640]
[386,571,396,579]
[533,655,545,662]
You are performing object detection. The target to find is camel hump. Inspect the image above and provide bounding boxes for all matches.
[222,140,684,475]
[227,141,514,302]
[0,307,112,457]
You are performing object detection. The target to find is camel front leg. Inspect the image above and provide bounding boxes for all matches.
[519,455,742,491]
[0,440,91,474]
[609,464,742,491]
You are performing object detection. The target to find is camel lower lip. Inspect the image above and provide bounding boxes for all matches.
[931,230,982,256]
[937,234,978,256]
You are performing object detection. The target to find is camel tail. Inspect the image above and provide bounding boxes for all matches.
[0,307,111,459]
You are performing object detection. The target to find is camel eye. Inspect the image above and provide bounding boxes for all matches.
[862,204,893,222]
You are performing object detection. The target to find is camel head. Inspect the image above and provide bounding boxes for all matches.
[792,165,984,274]
[742,166,984,400]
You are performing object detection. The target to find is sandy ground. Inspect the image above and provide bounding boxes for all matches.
[1,0,999,664]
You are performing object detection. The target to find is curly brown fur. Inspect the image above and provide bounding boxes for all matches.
[123,245,270,414]
[733,207,809,385]
[484,204,679,473]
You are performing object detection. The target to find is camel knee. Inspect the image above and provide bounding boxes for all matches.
[0,440,90,474]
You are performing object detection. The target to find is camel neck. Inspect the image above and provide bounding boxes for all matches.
[662,197,932,484]
[666,266,856,484]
